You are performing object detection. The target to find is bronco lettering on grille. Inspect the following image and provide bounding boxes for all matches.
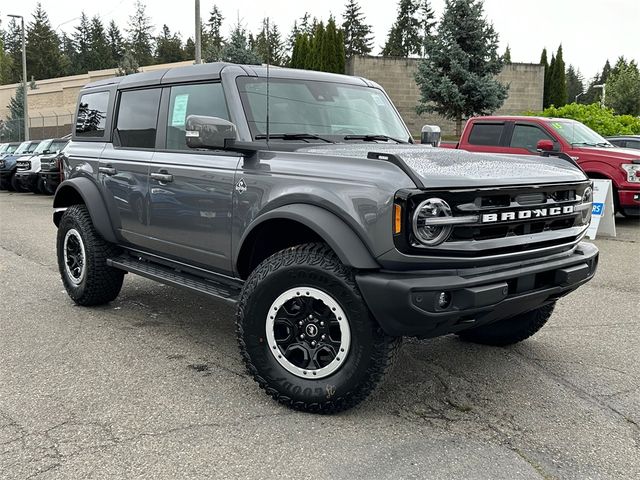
[481,205,575,223]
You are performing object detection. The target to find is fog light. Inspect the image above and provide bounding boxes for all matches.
[437,291,452,309]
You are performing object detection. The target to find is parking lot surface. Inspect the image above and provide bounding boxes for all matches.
[1,190,638,479]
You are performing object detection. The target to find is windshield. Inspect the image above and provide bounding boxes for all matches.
[5,144,18,154]
[237,77,410,141]
[14,141,30,154]
[547,120,612,147]
[33,139,53,154]
[49,140,69,153]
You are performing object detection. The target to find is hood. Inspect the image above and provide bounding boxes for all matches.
[299,144,587,188]
[574,146,640,163]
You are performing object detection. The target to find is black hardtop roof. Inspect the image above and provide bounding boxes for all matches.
[82,62,369,91]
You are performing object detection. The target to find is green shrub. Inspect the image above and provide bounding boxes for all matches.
[526,103,640,136]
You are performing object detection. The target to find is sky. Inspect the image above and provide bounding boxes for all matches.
[3,0,638,81]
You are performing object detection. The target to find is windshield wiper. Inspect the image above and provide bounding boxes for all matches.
[343,134,409,144]
[596,142,613,147]
[254,133,334,143]
[571,142,598,147]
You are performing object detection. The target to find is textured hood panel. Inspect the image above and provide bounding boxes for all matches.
[300,144,587,188]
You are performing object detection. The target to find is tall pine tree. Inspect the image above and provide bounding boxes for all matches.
[4,18,23,83]
[342,0,373,57]
[540,48,550,108]
[220,21,260,64]
[126,0,155,67]
[253,19,286,66]
[26,3,64,80]
[203,5,225,62]
[107,21,125,66]
[155,25,185,64]
[419,0,436,57]
[415,0,507,135]
[72,13,92,73]
[548,44,567,107]
[382,0,422,57]
[88,16,113,71]
[565,65,584,104]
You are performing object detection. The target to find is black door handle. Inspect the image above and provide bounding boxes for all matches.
[99,165,117,175]
[151,172,174,183]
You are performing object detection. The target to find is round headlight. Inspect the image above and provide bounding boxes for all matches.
[412,198,453,246]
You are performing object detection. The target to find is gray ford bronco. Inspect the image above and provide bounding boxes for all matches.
[54,63,598,413]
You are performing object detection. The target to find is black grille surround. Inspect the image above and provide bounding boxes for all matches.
[394,181,592,259]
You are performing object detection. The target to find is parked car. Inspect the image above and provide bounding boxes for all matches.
[440,116,640,217]
[0,142,20,157]
[39,140,71,195]
[53,63,598,413]
[0,140,40,191]
[606,135,640,150]
[14,137,70,193]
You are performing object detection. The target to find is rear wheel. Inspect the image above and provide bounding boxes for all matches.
[236,243,400,413]
[57,204,124,306]
[458,303,555,346]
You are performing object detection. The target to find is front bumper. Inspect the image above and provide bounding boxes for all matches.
[356,242,599,337]
[14,171,38,189]
[619,189,640,215]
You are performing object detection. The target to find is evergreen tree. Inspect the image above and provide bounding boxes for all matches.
[253,19,286,66]
[183,37,195,59]
[503,45,511,63]
[311,21,326,70]
[415,0,507,136]
[126,0,155,67]
[59,32,76,76]
[204,5,225,62]
[107,21,125,66]
[0,27,14,84]
[88,16,113,70]
[290,33,311,70]
[565,65,584,104]
[342,0,373,57]
[419,0,436,56]
[4,18,22,83]
[220,21,260,64]
[601,59,612,83]
[540,48,550,108]
[72,12,92,73]
[5,83,25,140]
[116,50,140,76]
[548,44,567,107]
[323,16,345,73]
[547,53,556,106]
[382,0,422,57]
[606,57,640,116]
[25,3,64,80]
[581,60,610,105]
[155,25,185,64]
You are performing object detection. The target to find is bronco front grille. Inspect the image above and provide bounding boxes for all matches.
[396,181,591,259]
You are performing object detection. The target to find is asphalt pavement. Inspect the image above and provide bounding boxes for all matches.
[1,190,638,479]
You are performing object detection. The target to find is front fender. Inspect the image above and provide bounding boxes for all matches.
[53,177,117,243]
[236,203,380,270]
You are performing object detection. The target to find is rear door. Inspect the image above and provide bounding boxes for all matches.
[464,121,509,153]
[147,82,240,274]
[100,88,161,247]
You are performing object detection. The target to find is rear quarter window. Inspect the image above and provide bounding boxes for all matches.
[75,91,110,137]
[468,123,504,146]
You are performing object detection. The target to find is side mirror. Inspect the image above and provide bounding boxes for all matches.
[536,139,555,152]
[185,115,237,150]
[421,125,441,147]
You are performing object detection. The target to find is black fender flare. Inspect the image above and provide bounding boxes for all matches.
[53,177,118,243]
[237,204,380,270]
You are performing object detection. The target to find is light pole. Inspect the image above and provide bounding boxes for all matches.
[593,84,606,108]
[194,0,202,64]
[8,14,29,140]
[575,91,585,103]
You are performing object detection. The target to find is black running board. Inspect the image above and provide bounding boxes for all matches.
[107,255,242,303]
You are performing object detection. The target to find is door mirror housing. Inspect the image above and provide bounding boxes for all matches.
[536,139,555,152]
[185,115,237,150]
[421,125,441,147]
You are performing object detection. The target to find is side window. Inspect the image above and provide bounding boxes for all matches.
[627,140,640,150]
[510,124,554,150]
[115,89,161,149]
[609,139,624,147]
[75,91,109,137]
[468,123,504,146]
[166,83,229,150]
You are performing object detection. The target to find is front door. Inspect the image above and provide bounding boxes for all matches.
[146,82,239,274]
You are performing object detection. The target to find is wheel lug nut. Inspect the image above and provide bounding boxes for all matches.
[320,321,325,326]
[300,334,305,339]
[298,321,303,326]
[321,334,326,340]
[311,341,316,346]
[308,315,313,320]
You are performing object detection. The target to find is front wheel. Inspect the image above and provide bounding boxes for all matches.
[236,243,400,413]
[57,204,125,306]
[458,303,555,346]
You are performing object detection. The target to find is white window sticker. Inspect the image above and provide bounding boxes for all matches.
[171,94,189,126]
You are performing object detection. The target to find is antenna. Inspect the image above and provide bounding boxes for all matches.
[265,17,270,146]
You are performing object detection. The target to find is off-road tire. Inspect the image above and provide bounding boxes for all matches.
[458,303,555,346]
[57,204,124,306]
[236,243,400,414]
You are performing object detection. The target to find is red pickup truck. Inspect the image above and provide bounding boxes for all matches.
[440,116,640,217]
